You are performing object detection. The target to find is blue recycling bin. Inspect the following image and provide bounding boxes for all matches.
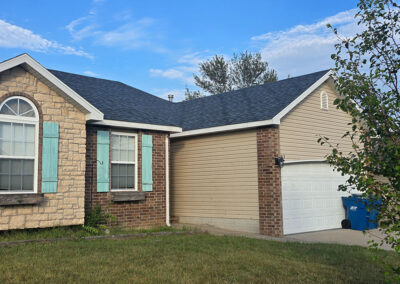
[341,195,380,231]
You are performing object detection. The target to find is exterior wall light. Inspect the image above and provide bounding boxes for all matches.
[275,156,285,168]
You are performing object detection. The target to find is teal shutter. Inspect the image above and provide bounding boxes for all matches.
[97,131,110,192]
[42,122,59,193]
[142,134,153,191]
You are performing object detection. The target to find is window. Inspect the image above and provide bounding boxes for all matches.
[320,91,329,110]
[111,132,137,191]
[0,97,39,193]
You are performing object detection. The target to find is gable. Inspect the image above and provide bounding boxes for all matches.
[0,66,87,122]
[280,81,354,161]
[0,54,103,121]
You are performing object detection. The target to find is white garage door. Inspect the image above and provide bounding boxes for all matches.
[282,162,349,235]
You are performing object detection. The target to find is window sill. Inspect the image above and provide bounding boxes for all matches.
[0,193,45,206]
[112,191,146,202]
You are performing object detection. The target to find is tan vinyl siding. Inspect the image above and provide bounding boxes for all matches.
[171,130,259,232]
[280,81,354,161]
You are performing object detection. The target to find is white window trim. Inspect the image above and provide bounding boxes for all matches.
[320,91,329,110]
[0,96,39,194]
[110,131,138,192]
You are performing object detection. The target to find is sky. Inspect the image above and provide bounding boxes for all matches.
[0,0,359,101]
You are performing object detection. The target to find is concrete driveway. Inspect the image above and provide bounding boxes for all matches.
[285,228,393,251]
[174,223,393,250]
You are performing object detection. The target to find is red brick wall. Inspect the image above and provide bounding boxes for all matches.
[85,125,167,228]
[257,126,283,237]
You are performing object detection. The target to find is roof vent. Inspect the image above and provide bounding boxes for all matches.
[168,94,174,102]
[320,91,328,110]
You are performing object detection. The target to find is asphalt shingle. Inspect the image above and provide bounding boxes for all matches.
[49,69,329,131]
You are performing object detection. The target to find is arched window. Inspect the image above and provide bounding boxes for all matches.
[0,97,39,193]
[320,91,329,110]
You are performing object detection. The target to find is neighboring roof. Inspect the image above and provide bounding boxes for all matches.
[0,54,103,120]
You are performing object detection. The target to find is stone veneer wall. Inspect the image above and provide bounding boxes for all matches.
[0,66,86,230]
[257,126,283,237]
[85,125,167,228]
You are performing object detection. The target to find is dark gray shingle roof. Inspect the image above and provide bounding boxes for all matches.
[49,70,177,126]
[49,69,329,131]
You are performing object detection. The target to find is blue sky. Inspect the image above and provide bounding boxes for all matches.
[0,0,358,101]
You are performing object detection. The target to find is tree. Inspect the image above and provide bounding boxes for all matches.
[320,0,399,279]
[184,87,204,101]
[194,55,231,95]
[230,51,277,89]
[192,51,277,96]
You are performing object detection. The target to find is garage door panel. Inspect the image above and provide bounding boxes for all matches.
[285,214,345,234]
[283,203,344,217]
[282,162,349,235]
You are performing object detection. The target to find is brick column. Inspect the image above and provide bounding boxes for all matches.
[257,126,283,237]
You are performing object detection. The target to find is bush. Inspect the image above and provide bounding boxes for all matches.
[84,204,115,234]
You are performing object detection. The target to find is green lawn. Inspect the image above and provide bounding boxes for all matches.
[0,225,180,242]
[0,233,398,283]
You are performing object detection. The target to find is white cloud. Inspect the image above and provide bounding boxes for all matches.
[177,51,207,66]
[83,70,99,77]
[0,19,92,58]
[252,9,361,77]
[150,68,185,80]
[149,51,212,86]
[66,16,99,41]
[149,67,194,85]
[66,11,166,52]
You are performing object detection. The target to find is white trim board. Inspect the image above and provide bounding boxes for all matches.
[0,54,103,121]
[284,159,327,165]
[90,119,182,133]
[170,118,279,138]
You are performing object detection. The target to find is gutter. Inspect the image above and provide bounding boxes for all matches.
[89,119,182,133]
[170,118,280,139]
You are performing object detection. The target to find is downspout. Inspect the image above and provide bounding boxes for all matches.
[165,135,171,226]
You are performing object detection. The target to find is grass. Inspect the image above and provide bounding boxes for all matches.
[0,225,181,242]
[0,233,398,283]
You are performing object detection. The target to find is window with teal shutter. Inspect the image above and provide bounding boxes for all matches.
[97,131,110,192]
[142,134,153,191]
[42,122,59,193]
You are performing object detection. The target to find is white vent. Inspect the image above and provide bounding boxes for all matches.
[320,91,329,110]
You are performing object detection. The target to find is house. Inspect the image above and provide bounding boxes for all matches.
[170,71,354,236]
[0,54,354,236]
[0,54,181,230]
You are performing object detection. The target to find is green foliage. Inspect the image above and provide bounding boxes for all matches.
[230,51,277,89]
[184,87,204,101]
[321,0,400,280]
[84,204,115,234]
[194,55,231,95]
[190,51,277,97]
